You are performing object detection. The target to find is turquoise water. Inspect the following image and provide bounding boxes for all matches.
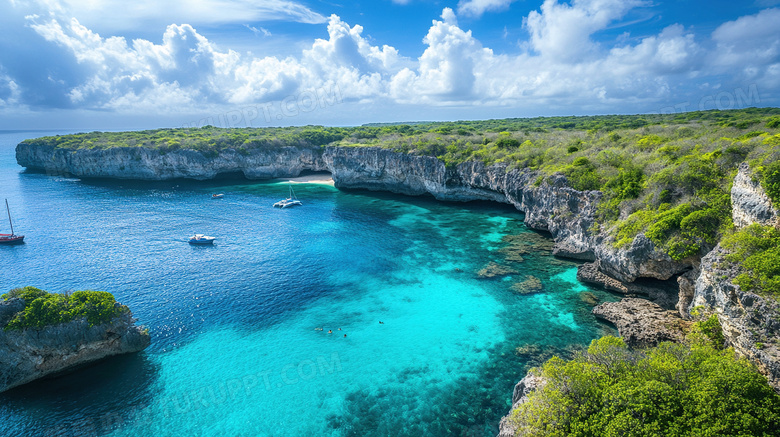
[0,131,616,436]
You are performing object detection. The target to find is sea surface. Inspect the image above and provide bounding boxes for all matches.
[0,130,616,437]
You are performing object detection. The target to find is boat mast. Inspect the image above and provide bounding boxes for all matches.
[5,199,14,235]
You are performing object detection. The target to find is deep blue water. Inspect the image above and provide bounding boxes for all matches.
[0,130,616,437]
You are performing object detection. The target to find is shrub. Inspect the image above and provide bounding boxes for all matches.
[511,336,780,436]
[691,314,725,348]
[2,288,128,330]
[760,161,780,206]
[721,224,780,297]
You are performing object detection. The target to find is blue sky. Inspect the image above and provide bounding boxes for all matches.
[0,0,779,130]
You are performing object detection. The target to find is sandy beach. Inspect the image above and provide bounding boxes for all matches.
[282,173,335,185]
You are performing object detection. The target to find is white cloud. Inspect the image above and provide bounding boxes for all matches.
[245,25,272,37]
[524,0,646,61]
[390,8,493,102]
[3,1,780,123]
[712,8,780,69]
[457,0,517,17]
[0,75,22,108]
[16,0,326,32]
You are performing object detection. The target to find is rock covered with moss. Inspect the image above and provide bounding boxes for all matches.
[0,287,150,393]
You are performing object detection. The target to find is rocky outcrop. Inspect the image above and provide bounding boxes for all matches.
[731,162,779,229]
[15,143,327,180]
[690,163,780,388]
[591,234,693,283]
[497,372,546,437]
[691,245,780,388]
[576,262,679,309]
[592,298,691,348]
[676,269,698,319]
[0,300,150,393]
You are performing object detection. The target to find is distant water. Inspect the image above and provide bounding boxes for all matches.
[0,131,616,437]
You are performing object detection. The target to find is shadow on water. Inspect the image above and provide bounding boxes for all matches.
[0,352,159,437]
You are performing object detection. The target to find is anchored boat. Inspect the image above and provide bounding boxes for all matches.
[0,199,24,244]
[273,184,302,208]
[188,234,216,245]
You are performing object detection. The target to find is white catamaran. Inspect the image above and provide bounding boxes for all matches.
[273,184,302,208]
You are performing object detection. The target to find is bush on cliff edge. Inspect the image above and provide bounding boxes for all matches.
[509,336,780,437]
[2,286,129,330]
[721,224,780,297]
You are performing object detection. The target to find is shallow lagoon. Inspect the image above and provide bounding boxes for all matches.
[0,131,616,436]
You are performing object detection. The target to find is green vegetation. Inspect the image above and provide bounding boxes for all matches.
[510,336,780,437]
[21,108,780,262]
[721,224,780,297]
[2,286,128,330]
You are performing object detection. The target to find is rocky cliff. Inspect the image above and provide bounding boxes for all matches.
[0,298,150,393]
[18,143,689,284]
[15,143,327,180]
[690,162,780,388]
[323,147,691,281]
[731,162,779,228]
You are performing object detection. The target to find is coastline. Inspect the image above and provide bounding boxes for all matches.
[13,136,780,434]
[281,173,335,185]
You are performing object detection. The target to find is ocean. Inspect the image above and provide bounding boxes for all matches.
[0,130,616,437]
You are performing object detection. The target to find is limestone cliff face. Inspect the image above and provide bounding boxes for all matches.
[691,246,780,387]
[17,143,691,284]
[0,299,151,393]
[731,162,779,228]
[691,163,780,388]
[15,143,327,180]
[324,147,694,281]
[324,147,600,259]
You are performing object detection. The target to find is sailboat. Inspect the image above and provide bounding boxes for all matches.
[0,199,24,244]
[273,183,303,208]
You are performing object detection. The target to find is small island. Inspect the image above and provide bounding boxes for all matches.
[0,286,150,393]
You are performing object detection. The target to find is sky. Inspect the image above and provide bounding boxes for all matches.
[0,0,779,130]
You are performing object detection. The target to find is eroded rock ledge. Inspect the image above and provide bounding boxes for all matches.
[592,298,691,348]
[0,298,150,393]
[576,262,680,310]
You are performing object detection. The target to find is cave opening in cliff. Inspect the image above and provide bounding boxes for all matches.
[213,171,249,180]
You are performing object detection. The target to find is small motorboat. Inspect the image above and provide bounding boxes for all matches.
[0,199,24,245]
[211,193,224,199]
[273,184,302,208]
[188,234,216,245]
